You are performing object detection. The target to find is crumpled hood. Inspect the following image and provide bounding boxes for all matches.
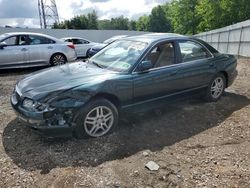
[17,62,116,100]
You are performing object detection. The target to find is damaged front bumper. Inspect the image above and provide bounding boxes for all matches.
[10,92,77,137]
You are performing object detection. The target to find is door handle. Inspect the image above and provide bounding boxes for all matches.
[21,48,27,51]
[48,46,53,49]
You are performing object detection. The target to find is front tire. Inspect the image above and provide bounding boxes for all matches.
[205,73,226,102]
[74,98,119,139]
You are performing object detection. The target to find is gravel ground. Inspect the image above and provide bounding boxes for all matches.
[0,59,249,188]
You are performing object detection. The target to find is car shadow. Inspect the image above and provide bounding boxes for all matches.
[2,92,250,174]
[0,66,47,75]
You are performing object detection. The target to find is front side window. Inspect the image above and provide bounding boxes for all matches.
[2,36,18,46]
[143,42,175,68]
[72,39,81,44]
[179,40,211,62]
[90,40,148,72]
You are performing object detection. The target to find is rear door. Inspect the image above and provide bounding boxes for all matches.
[27,34,56,65]
[175,39,217,90]
[0,35,28,67]
[72,38,92,57]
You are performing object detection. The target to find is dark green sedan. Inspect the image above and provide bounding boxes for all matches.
[11,33,237,138]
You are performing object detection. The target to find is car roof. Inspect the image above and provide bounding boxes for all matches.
[61,37,91,41]
[109,35,128,39]
[1,32,60,41]
[125,33,188,43]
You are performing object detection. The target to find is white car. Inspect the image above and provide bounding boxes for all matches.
[61,37,100,58]
[0,32,77,69]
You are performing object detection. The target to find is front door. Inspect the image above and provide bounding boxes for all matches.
[27,35,55,65]
[0,35,27,67]
[73,38,92,57]
[133,41,181,103]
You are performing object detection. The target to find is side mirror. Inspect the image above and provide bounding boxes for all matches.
[0,42,7,49]
[137,60,153,72]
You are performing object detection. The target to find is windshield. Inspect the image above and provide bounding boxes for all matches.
[0,33,9,42]
[103,35,127,44]
[90,40,148,72]
[103,38,116,44]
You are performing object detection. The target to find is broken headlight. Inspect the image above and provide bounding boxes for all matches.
[22,98,54,112]
[22,98,35,110]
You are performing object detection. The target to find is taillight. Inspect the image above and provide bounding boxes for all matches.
[67,44,75,49]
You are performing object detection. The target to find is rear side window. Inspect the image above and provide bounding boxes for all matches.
[72,39,89,44]
[65,39,72,43]
[29,35,55,45]
[179,40,211,62]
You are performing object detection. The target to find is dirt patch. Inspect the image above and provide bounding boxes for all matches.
[0,59,250,187]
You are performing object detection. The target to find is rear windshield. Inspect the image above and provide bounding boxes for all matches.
[193,38,219,54]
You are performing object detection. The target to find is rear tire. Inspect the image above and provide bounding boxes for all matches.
[204,73,226,102]
[74,98,119,139]
[50,53,67,66]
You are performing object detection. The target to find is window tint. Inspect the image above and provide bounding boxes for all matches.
[3,36,18,46]
[80,39,89,44]
[19,35,29,45]
[29,35,55,45]
[70,39,89,44]
[65,39,72,43]
[179,41,211,62]
[72,39,79,44]
[144,42,175,68]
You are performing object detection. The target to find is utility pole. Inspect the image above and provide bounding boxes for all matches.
[38,0,60,29]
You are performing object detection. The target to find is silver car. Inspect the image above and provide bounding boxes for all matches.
[61,37,100,58]
[0,32,77,69]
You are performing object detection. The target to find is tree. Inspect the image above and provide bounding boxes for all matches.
[136,15,149,31]
[169,0,200,35]
[220,0,250,26]
[53,0,250,33]
[196,0,223,32]
[196,0,250,32]
[129,20,137,31]
[98,19,111,30]
[148,5,171,32]
[87,10,98,29]
[71,15,88,29]
[110,16,129,30]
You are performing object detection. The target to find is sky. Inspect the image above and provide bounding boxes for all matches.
[0,0,169,28]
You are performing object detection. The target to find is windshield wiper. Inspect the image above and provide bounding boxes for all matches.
[88,60,103,69]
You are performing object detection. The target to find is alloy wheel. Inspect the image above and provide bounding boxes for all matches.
[52,54,66,65]
[211,77,224,99]
[84,106,114,137]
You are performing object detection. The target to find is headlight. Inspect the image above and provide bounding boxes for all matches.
[22,98,35,110]
[22,98,54,112]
